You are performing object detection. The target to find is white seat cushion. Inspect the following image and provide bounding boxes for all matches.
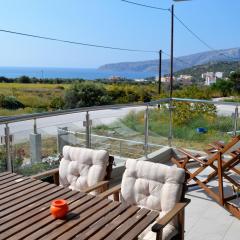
[121,160,185,240]
[59,146,109,193]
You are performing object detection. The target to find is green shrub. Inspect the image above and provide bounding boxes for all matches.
[64,82,112,108]
[0,95,25,109]
[49,96,65,109]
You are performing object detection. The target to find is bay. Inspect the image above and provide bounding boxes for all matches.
[0,66,156,80]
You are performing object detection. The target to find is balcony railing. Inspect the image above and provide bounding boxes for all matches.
[0,97,239,175]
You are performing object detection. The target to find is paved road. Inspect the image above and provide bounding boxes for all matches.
[0,106,147,142]
[0,103,237,143]
[216,104,235,116]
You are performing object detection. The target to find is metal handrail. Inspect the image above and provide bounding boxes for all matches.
[172,97,239,106]
[1,97,238,125]
[0,98,170,124]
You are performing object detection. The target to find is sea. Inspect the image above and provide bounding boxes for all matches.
[0,67,156,80]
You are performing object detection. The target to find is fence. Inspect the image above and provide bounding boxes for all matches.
[0,97,239,174]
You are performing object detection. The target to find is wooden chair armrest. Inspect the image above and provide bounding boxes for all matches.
[152,198,191,233]
[31,168,59,185]
[98,184,121,201]
[83,180,109,193]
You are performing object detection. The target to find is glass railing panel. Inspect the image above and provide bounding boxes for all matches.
[90,106,147,161]
[5,113,86,175]
[171,100,235,151]
[148,103,171,147]
[0,142,6,172]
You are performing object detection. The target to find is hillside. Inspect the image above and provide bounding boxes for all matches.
[174,61,240,81]
[99,47,240,74]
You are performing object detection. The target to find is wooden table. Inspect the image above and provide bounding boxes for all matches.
[0,172,159,240]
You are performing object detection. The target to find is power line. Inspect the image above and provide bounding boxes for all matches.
[174,15,240,61]
[162,50,192,67]
[0,28,158,54]
[120,0,240,61]
[173,14,214,51]
[120,0,169,11]
[0,28,189,64]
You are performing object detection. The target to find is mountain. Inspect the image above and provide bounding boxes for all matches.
[174,61,240,83]
[175,61,240,78]
[98,47,240,74]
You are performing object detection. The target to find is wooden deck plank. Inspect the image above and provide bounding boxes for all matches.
[0,172,16,181]
[23,197,109,240]
[0,180,46,204]
[0,178,35,194]
[0,191,85,240]
[104,208,150,240]
[0,176,29,190]
[89,205,140,240]
[0,184,61,218]
[0,174,25,186]
[0,187,72,228]
[0,182,51,211]
[120,211,159,240]
[0,179,42,200]
[0,172,159,240]
[74,204,129,240]
[8,195,95,240]
[57,202,121,240]
[0,172,11,177]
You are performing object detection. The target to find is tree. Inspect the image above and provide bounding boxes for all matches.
[17,76,32,83]
[230,71,240,93]
[211,79,233,97]
[49,96,65,109]
[0,96,25,109]
[64,82,112,109]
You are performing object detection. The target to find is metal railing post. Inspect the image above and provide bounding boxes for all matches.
[233,106,239,137]
[84,111,92,148]
[119,141,122,158]
[144,106,149,155]
[33,118,37,134]
[4,124,13,172]
[168,99,173,147]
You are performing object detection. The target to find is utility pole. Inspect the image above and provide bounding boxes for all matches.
[158,50,162,95]
[168,4,174,147]
[170,4,174,98]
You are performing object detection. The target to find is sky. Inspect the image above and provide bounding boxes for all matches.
[0,0,239,68]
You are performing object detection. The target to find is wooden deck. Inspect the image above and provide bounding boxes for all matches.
[0,172,158,240]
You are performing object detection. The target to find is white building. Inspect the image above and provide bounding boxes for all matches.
[176,75,192,85]
[202,72,223,86]
[156,76,176,83]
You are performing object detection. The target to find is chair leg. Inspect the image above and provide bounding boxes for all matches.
[178,208,185,240]
[155,229,163,240]
[53,172,59,185]
[113,192,119,201]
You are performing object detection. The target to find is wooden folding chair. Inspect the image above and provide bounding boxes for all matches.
[171,135,240,219]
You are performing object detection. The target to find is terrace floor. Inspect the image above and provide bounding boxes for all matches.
[184,166,240,240]
[114,154,240,240]
[185,188,240,240]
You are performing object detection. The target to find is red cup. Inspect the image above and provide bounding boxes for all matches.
[50,199,68,219]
